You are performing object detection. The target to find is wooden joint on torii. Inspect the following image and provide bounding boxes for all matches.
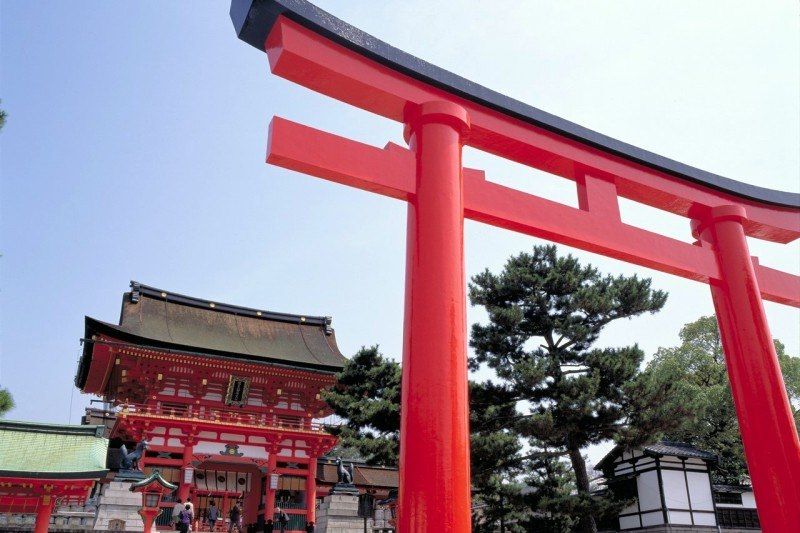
[267,116,800,307]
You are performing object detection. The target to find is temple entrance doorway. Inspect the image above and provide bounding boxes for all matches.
[190,464,261,532]
[193,492,245,532]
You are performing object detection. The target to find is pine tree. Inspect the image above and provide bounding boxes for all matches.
[322,346,401,466]
[0,388,13,417]
[469,245,681,532]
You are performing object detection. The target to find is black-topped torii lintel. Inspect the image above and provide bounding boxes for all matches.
[230,0,798,208]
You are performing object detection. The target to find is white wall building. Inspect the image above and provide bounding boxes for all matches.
[597,441,760,531]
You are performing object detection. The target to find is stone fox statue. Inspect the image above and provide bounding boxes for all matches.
[336,457,354,484]
[119,440,148,470]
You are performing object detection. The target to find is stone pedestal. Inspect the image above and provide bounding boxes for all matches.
[92,481,146,532]
[315,493,367,533]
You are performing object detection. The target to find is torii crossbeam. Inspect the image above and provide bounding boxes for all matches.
[231,1,800,530]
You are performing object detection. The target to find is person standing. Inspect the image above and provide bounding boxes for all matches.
[228,503,242,533]
[304,521,315,532]
[186,497,195,532]
[275,508,289,533]
[264,518,274,533]
[172,499,184,531]
[178,503,193,533]
[207,501,219,532]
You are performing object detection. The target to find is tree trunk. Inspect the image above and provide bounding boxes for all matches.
[568,444,598,533]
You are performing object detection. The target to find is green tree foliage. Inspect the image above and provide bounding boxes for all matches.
[648,315,800,484]
[323,346,401,466]
[0,387,14,417]
[469,245,682,532]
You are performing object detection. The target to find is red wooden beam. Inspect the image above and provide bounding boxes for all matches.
[266,17,800,243]
[268,116,800,307]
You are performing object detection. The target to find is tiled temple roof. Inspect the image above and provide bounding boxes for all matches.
[76,282,346,387]
[0,420,108,479]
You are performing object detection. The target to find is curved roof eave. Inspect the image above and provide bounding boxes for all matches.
[231,0,799,208]
[81,316,345,376]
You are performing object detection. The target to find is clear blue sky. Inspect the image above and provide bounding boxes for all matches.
[1,1,798,463]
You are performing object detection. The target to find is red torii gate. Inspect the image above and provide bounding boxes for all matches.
[230,1,800,530]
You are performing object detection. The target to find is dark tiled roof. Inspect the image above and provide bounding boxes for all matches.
[596,440,718,472]
[76,282,347,387]
[643,441,718,462]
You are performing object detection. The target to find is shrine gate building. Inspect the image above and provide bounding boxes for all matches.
[75,282,345,531]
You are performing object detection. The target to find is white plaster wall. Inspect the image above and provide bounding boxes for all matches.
[615,462,634,475]
[694,511,717,526]
[668,510,692,524]
[637,458,655,469]
[637,471,662,511]
[661,469,689,515]
[619,515,640,530]
[193,440,268,459]
[640,510,664,527]
[686,471,714,511]
[742,490,757,508]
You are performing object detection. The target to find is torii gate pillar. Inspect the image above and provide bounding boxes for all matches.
[694,207,800,529]
[400,102,472,532]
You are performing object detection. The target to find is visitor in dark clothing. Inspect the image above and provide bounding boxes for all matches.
[228,504,242,533]
[178,503,193,533]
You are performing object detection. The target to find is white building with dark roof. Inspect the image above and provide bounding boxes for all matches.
[597,441,760,532]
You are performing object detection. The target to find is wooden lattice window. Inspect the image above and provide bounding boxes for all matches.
[716,507,760,529]
[225,376,251,406]
[714,491,743,505]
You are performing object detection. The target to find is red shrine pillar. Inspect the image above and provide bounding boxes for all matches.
[306,458,318,524]
[244,473,262,526]
[178,444,194,502]
[265,453,278,523]
[399,101,472,533]
[693,205,800,530]
[34,495,55,533]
